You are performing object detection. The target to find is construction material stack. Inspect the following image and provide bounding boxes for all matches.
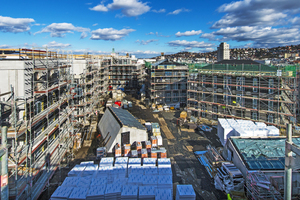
[136,142,142,154]
[151,123,161,136]
[194,145,225,178]
[121,185,138,200]
[123,144,131,157]
[175,185,196,200]
[52,157,175,200]
[146,141,152,153]
[115,143,122,157]
[150,136,157,147]
[214,162,244,194]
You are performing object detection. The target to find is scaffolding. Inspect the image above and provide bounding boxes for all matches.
[108,56,143,94]
[0,48,76,200]
[150,60,189,105]
[187,63,297,127]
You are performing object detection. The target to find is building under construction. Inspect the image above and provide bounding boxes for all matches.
[150,59,188,106]
[0,48,108,199]
[187,60,297,127]
[108,55,144,94]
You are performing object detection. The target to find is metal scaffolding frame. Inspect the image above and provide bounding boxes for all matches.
[0,48,76,200]
[187,63,297,127]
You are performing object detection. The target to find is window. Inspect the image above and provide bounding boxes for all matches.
[269,79,274,94]
[236,77,245,91]
[173,98,179,102]
[213,95,218,103]
[201,104,206,117]
[213,76,218,89]
[212,106,218,120]
[253,78,258,92]
[165,98,171,103]
[268,114,274,123]
[165,85,171,90]
[202,93,206,101]
[268,99,273,111]
[236,94,244,107]
[165,71,172,76]
[173,84,178,90]
[224,93,231,105]
[166,92,171,97]
[251,112,258,120]
[223,76,231,90]
[253,96,258,109]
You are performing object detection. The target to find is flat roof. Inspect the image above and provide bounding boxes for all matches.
[231,137,300,170]
[109,107,146,130]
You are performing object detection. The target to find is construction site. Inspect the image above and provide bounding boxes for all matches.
[187,62,298,127]
[0,48,300,200]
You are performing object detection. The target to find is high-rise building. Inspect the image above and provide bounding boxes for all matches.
[217,42,230,62]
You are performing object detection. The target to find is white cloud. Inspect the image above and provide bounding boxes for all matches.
[90,28,135,41]
[92,23,98,26]
[203,26,300,48]
[213,0,300,28]
[168,40,215,49]
[120,50,161,58]
[80,32,88,39]
[91,0,150,17]
[152,9,166,13]
[43,41,71,49]
[168,8,190,15]
[35,23,90,38]
[136,39,158,45]
[89,4,108,12]
[175,30,202,37]
[146,32,154,35]
[0,16,34,33]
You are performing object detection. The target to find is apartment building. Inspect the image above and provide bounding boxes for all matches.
[187,60,297,127]
[217,42,230,62]
[0,48,75,199]
[108,55,144,94]
[0,48,109,199]
[150,59,188,106]
[72,56,108,124]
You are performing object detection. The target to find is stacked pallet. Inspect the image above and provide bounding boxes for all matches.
[139,186,156,200]
[143,158,157,167]
[51,158,176,200]
[156,188,173,200]
[67,165,86,177]
[175,185,196,200]
[68,187,89,200]
[50,186,73,200]
[86,184,106,200]
[121,185,138,200]
[105,183,122,200]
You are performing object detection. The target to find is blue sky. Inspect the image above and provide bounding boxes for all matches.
[1,0,300,58]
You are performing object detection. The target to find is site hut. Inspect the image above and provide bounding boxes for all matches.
[222,136,300,195]
[98,106,148,153]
